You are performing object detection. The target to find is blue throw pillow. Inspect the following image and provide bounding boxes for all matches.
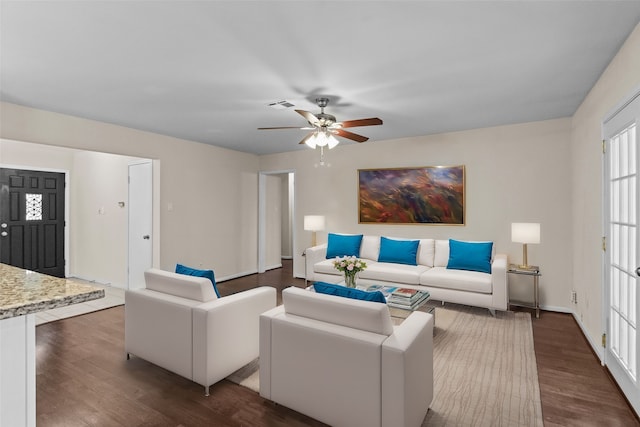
[175,263,220,297]
[326,233,363,259]
[377,236,419,266]
[446,239,493,274]
[313,282,386,303]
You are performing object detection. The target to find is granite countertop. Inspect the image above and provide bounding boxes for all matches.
[0,263,105,320]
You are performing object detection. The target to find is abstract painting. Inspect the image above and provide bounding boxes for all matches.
[358,166,465,224]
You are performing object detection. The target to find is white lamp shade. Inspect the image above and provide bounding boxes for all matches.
[511,223,540,244]
[327,134,340,149]
[305,134,318,149]
[316,133,329,147]
[304,215,325,231]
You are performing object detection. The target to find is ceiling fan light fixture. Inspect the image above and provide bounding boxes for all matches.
[327,134,339,149]
[305,133,318,149]
[314,130,330,147]
[259,96,382,150]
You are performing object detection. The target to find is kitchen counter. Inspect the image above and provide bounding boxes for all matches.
[0,263,105,319]
[0,263,105,427]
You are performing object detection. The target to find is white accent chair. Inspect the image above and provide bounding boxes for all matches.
[125,268,276,396]
[260,287,434,427]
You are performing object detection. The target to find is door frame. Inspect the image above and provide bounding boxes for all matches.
[0,163,70,277]
[601,86,640,416]
[258,169,296,275]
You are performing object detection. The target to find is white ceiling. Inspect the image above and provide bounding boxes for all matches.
[2,1,640,155]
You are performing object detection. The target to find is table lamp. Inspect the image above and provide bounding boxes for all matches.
[304,215,325,247]
[511,223,540,269]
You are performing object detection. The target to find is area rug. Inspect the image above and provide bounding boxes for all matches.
[226,304,543,427]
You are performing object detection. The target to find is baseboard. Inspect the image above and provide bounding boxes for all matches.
[67,274,111,286]
[281,256,293,260]
[217,269,258,282]
[265,263,283,271]
[571,310,605,362]
[539,304,572,313]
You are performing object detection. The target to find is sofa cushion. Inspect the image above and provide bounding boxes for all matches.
[417,239,435,267]
[313,282,386,303]
[446,239,493,274]
[434,240,450,267]
[326,233,363,258]
[378,237,419,266]
[175,263,220,297]
[282,287,394,336]
[144,268,218,302]
[314,258,342,276]
[359,261,428,285]
[420,267,492,294]
[360,235,380,261]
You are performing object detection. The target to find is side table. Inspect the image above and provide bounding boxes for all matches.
[508,264,541,318]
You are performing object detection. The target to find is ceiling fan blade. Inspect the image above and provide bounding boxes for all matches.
[258,126,305,130]
[334,129,369,143]
[295,109,320,126]
[298,133,315,145]
[339,118,383,128]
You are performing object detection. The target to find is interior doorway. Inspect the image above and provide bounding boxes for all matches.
[1,139,157,287]
[603,90,640,416]
[258,170,295,275]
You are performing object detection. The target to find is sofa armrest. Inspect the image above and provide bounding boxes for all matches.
[491,253,508,311]
[305,244,327,282]
[192,286,277,389]
[381,311,434,427]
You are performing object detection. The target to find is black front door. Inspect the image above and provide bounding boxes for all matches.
[0,168,66,277]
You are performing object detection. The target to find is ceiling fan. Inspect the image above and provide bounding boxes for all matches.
[258,97,383,149]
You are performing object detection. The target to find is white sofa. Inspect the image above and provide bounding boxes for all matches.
[260,287,434,427]
[125,268,276,395]
[306,235,508,313]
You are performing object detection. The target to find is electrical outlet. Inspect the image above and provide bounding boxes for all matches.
[571,290,577,304]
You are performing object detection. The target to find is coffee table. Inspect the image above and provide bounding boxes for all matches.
[346,281,435,320]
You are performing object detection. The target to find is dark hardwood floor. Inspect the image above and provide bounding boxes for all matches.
[35,260,638,426]
[532,310,639,426]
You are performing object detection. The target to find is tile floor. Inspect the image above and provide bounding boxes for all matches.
[35,283,125,325]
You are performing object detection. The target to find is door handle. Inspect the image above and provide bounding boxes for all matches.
[143,235,150,240]
[1,231,6,237]
[636,267,640,277]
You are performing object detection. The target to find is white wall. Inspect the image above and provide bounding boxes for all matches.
[0,103,260,281]
[71,151,135,286]
[571,22,640,352]
[260,117,573,309]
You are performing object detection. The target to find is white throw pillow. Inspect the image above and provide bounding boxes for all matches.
[417,239,435,267]
[360,235,380,261]
[434,240,450,267]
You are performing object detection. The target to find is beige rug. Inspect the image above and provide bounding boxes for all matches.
[226,304,543,427]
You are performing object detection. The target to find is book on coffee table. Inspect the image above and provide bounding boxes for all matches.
[388,288,430,310]
[364,284,398,297]
[391,288,420,298]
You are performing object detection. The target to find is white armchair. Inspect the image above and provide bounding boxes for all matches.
[260,287,434,427]
[125,268,276,395]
